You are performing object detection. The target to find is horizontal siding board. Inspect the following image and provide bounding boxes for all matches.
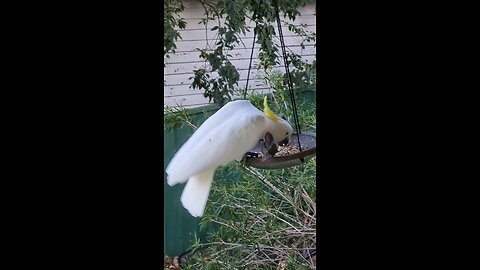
[165,44,315,64]
[164,88,274,109]
[178,16,317,30]
[165,48,316,65]
[178,1,315,23]
[165,54,316,75]
[181,0,315,12]
[179,12,316,21]
[182,0,213,9]
[180,21,315,31]
[164,68,267,86]
[164,79,265,97]
[164,93,209,108]
[180,1,315,15]
[176,25,316,42]
[171,36,315,54]
[176,1,316,30]
[165,58,259,75]
[172,40,316,54]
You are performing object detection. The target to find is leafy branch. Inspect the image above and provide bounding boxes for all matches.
[189,0,315,107]
[164,0,187,60]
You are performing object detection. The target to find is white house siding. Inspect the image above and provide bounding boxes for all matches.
[164,0,316,109]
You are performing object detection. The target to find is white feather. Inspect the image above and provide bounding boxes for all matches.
[166,99,293,217]
[180,169,215,217]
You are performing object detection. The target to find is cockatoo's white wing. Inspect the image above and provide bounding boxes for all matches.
[172,100,252,152]
[166,100,267,186]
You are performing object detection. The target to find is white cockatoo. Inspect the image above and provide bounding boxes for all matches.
[166,96,293,217]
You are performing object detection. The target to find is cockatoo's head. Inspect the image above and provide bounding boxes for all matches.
[263,96,293,146]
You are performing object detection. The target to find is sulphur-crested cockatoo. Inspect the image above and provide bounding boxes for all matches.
[166,96,293,217]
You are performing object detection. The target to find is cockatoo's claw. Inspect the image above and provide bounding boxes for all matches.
[242,152,260,164]
[245,152,260,158]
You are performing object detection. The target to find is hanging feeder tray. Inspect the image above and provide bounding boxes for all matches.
[244,132,316,169]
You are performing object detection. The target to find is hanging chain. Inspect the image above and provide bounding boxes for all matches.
[244,28,256,99]
[273,0,304,160]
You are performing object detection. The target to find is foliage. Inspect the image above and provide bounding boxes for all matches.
[284,52,316,90]
[164,0,187,61]
[164,105,198,132]
[187,0,316,106]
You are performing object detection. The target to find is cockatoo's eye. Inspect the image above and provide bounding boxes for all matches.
[281,115,287,120]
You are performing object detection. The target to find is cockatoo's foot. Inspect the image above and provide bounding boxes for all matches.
[242,151,260,164]
[260,132,279,161]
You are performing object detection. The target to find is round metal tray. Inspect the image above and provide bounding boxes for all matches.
[244,132,316,169]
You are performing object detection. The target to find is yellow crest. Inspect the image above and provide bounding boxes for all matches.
[263,96,279,121]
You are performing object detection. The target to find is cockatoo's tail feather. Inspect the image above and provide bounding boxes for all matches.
[180,169,215,217]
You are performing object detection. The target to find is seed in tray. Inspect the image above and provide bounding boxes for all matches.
[248,146,307,159]
[276,145,306,156]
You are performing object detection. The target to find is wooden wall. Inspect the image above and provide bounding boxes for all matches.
[164,0,316,108]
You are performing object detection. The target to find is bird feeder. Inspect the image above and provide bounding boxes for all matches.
[244,132,316,169]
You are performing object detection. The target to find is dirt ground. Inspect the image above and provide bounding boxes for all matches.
[164,256,180,270]
[164,254,316,269]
